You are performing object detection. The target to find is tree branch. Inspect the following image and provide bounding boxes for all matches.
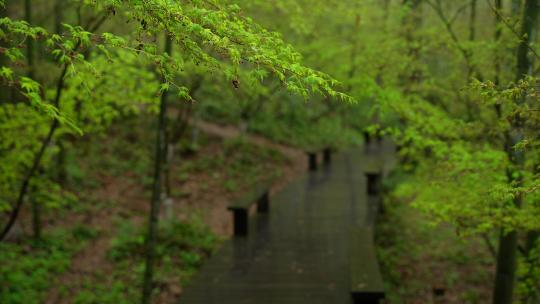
[486,0,540,61]
[426,0,485,81]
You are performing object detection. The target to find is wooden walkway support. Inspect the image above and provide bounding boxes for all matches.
[227,181,273,236]
[180,141,396,304]
[306,147,333,172]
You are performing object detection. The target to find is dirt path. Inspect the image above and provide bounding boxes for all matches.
[192,120,304,161]
[191,120,308,190]
[45,175,147,304]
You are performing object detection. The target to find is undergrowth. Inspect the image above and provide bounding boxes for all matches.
[0,227,96,304]
[71,217,219,304]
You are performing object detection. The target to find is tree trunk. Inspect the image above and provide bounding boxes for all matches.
[54,0,69,186]
[141,34,172,304]
[0,64,68,242]
[469,0,477,42]
[494,0,503,88]
[493,231,519,304]
[25,0,34,80]
[25,0,43,243]
[54,0,64,34]
[30,185,41,242]
[465,0,479,120]
[492,1,539,303]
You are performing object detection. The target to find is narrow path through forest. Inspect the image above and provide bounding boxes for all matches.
[179,142,395,304]
[192,120,305,162]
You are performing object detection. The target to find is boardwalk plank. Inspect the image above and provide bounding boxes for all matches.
[180,143,395,304]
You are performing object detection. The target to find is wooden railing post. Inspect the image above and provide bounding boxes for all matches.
[308,152,317,171]
[363,131,371,146]
[232,209,248,236]
[257,191,270,213]
[228,181,274,237]
[323,148,332,166]
[366,172,382,196]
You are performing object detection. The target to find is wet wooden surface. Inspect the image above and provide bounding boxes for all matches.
[179,142,395,304]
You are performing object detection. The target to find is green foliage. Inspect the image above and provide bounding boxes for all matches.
[69,217,218,303]
[73,281,135,304]
[385,77,540,235]
[0,229,93,304]
[1,0,539,301]
[377,180,495,303]
[108,217,217,268]
[0,0,350,228]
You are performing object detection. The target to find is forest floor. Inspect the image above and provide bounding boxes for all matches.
[7,117,308,304]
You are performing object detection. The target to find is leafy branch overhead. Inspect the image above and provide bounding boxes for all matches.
[114,0,352,99]
[0,0,352,135]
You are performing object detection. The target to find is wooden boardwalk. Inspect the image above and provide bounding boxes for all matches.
[180,142,395,304]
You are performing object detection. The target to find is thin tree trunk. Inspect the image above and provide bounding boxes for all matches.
[493,0,512,172]
[54,0,64,34]
[141,34,172,304]
[493,231,519,304]
[494,0,503,88]
[0,64,68,242]
[469,0,477,42]
[24,0,41,242]
[492,1,539,303]
[0,2,11,103]
[30,184,41,242]
[25,0,34,81]
[465,0,479,120]
[0,8,108,242]
[54,0,69,186]
[25,0,43,242]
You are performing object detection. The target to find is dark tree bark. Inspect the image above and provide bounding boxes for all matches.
[494,0,503,88]
[469,0,477,42]
[54,0,64,34]
[25,0,43,242]
[0,11,108,241]
[0,65,67,242]
[0,3,7,104]
[25,0,34,81]
[493,1,539,304]
[54,0,69,186]
[141,34,172,304]
[464,0,479,120]
[30,184,41,242]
